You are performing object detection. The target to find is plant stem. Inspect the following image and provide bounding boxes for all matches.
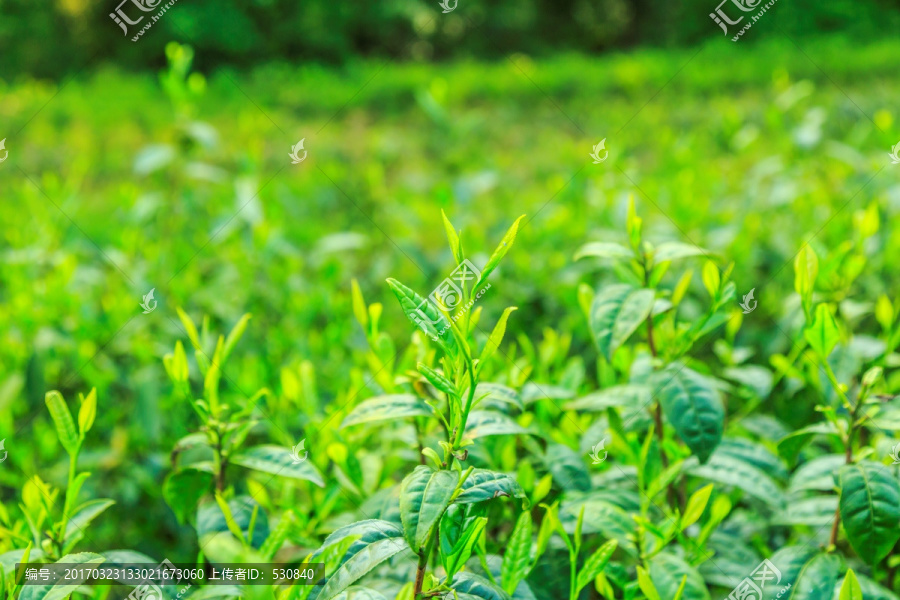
[569,549,577,600]
[414,549,429,597]
[646,313,681,509]
[827,372,862,548]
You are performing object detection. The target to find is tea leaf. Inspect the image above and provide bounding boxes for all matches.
[501,510,532,594]
[653,364,724,464]
[341,394,433,428]
[455,469,526,504]
[231,445,325,487]
[77,388,97,438]
[575,539,617,595]
[838,462,900,565]
[474,215,525,290]
[309,520,407,600]
[804,304,840,358]
[839,569,863,600]
[589,284,655,361]
[386,278,459,359]
[45,391,79,456]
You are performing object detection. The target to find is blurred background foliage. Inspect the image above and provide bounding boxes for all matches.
[2,0,900,571]
[1,0,899,79]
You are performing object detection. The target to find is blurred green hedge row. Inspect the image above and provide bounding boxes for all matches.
[2,0,899,80]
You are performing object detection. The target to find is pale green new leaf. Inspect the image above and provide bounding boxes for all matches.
[77,388,97,438]
[501,510,532,594]
[804,304,840,358]
[478,307,517,370]
[45,391,79,456]
[474,215,525,290]
[575,539,617,594]
[417,364,456,396]
[839,569,863,600]
[441,209,464,264]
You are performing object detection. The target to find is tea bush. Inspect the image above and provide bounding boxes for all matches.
[2,33,900,600]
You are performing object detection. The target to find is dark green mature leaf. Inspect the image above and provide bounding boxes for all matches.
[18,553,105,600]
[649,553,709,600]
[559,496,635,554]
[688,453,786,508]
[45,391,79,455]
[341,394,433,428]
[453,571,513,600]
[386,278,459,359]
[771,496,836,527]
[838,462,900,565]
[502,511,533,594]
[455,469,526,504]
[654,364,724,464]
[464,410,529,439]
[399,466,432,550]
[789,553,841,600]
[309,520,409,600]
[164,468,213,524]
[544,443,590,492]
[474,215,525,290]
[231,444,325,487]
[589,284,656,360]
[197,496,269,547]
[575,539,617,594]
[400,466,458,552]
[565,384,650,411]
